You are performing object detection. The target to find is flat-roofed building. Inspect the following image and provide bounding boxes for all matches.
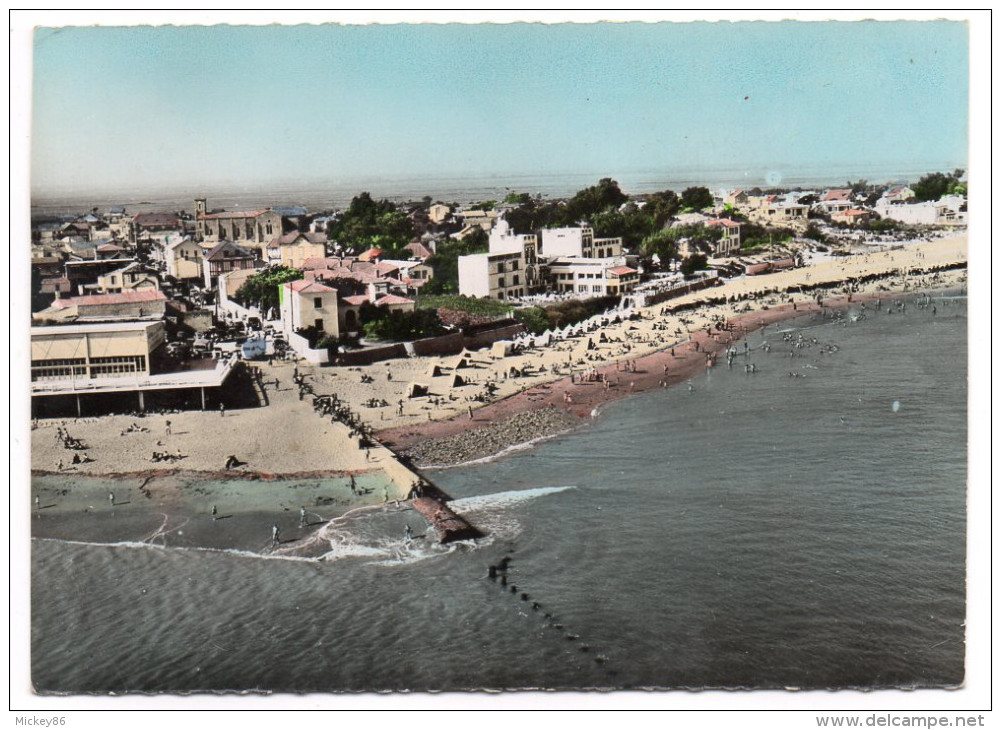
[546,257,639,297]
[540,226,622,259]
[31,321,166,382]
[458,250,525,301]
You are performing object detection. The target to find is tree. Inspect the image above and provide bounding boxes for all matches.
[326,192,415,251]
[234,266,303,314]
[912,170,965,202]
[639,228,681,263]
[563,178,628,222]
[503,192,533,206]
[680,254,708,277]
[421,229,489,294]
[680,186,714,211]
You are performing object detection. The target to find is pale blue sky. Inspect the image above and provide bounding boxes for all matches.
[30,20,968,195]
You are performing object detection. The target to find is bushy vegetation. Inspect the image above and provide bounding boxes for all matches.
[514,295,620,334]
[414,294,512,316]
[235,266,303,314]
[911,169,966,202]
[360,307,446,342]
[420,229,489,294]
[680,254,709,277]
[326,192,415,256]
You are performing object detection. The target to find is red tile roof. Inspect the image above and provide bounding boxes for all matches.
[286,280,335,294]
[374,294,414,306]
[357,248,383,262]
[607,266,638,276]
[823,189,852,201]
[706,218,741,228]
[52,289,166,308]
[341,295,370,306]
[404,242,433,259]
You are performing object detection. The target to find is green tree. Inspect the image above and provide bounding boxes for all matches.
[912,170,965,202]
[421,229,489,294]
[503,192,533,206]
[680,186,714,211]
[235,266,303,314]
[327,192,415,251]
[680,254,708,277]
[563,178,628,222]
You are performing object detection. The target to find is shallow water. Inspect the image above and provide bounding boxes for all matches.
[31,295,967,692]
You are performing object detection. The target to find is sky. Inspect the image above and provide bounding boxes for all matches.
[28,16,969,196]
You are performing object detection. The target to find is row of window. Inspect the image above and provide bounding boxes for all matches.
[31,355,146,381]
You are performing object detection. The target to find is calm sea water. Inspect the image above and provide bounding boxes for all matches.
[30,163,944,217]
[31,296,967,692]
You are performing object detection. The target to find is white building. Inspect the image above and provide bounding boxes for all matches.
[458,250,526,301]
[874,198,966,226]
[540,227,622,259]
[546,257,639,297]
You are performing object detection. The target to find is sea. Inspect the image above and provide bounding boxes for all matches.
[28,163,951,219]
[30,294,968,693]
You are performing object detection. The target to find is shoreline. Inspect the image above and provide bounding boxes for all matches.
[378,272,966,467]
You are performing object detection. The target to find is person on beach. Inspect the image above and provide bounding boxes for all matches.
[405,524,413,542]
[468,406,474,420]
[219,403,225,417]
[165,420,171,435]
[299,506,307,528]
[211,505,217,520]
[271,523,280,548]
[108,492,115,507]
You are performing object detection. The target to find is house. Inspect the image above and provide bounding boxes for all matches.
[760,196,809,223]
[164,236,206,280]
[457,209,498,232]
[704,219,743,256]
[404,241,433,260]
[33,289,168,323]
[30,321,166,382]
[874,198,966,226]
[820,189,855,214]
[830,208,873,226]
[724,189,749,208]
[266,230,327,268]
[202,241,258,289]
[194,198,283,252]
[96,262,161,294]
[546,257,639,297]
[95,242,129,260]
[428,204,451,225]
[882,185,915,204]
[279,280,339,339]
[373,293,416,314]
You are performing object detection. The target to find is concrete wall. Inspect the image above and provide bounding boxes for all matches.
[334,343,408,365]
[287,330,331,364]
[411,332,464,357]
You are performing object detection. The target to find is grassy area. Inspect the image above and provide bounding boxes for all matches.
[414,294,513,316]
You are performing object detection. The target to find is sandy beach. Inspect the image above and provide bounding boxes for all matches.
[29,234,967,546]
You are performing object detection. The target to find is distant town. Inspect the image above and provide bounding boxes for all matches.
[29,173,967,411]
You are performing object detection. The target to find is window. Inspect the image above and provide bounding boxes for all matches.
[314,319,324,331]
[497,277,505,288]
[314,297,323,308]
[512,275,519,286]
